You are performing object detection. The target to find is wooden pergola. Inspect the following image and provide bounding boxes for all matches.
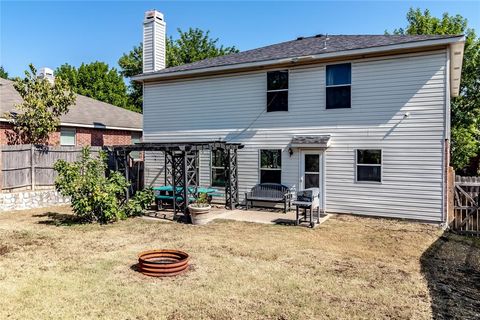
[109,141,244,217]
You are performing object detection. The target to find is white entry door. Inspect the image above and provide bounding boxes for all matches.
[300,151,322,190]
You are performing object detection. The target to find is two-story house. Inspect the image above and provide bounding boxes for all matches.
[134,10,465,223]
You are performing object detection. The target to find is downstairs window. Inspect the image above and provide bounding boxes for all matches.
[356,149,382,182]
[260,149,282,184]
[211,149,226,187]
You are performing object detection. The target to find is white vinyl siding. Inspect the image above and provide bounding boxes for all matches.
[143,150,208,188]
[153,22,166,70]
[144,50,447,222]
[143,19,166,72]
[142,23,154,72]
[199,150,211,186]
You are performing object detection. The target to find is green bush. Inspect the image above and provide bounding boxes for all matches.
[54,147,154,223]
[126,187,155,217]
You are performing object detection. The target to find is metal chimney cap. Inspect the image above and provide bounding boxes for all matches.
[37,67,54,77]
[37,67,55,84]
[144,10,164,22]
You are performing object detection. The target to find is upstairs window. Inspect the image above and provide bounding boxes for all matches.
[267,70,288,112]
[211,149,226,187]
[260,149,282,184]
[326,63,351,109]
[356,149,382,182]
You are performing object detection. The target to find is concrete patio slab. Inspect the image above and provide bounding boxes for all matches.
[142,206,332,227]
[213,208,332,227]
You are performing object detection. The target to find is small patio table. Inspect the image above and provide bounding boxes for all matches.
[153,186,218,194]
[153,186,219,209]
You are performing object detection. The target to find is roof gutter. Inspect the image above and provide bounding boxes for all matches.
[60,122,143,132]
[133,36,465,83]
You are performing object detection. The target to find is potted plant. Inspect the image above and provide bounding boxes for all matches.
[188,193,212,225]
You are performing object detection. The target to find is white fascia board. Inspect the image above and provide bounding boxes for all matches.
[60,122,143,131]
[133,36,466,82]
[445,47,451,139]
[449,41,465,97]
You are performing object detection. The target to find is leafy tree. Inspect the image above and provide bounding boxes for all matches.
[119,28,238,111]
[54,147,154,223]
[166,28,239,67]
[390,8,480,172]
[55,63,78,88]
[4,64,75,144]
[55,62,139,112]
[451,125,479,171]
[0,66,9,79]
[118,45,143,111]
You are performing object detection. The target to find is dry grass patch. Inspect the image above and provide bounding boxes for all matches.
[0,206,478,319]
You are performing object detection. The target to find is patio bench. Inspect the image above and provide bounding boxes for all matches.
[245,183,292,213]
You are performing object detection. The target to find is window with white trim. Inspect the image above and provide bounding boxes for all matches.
[267,70,288,112]
[211,149,226,187]
[60,128,76,146]
[356,149,382,182]
[326,63,351,109]
[260,149,282,184]
[130,132,142,160]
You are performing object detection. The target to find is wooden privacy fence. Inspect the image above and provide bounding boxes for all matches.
[452,175,480,236]
[0,144,102,191]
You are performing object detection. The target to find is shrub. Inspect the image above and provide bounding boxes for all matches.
[126,188,155,217]
[54,147,154,223]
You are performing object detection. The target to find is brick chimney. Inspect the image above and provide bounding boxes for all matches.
[143,10,166,73]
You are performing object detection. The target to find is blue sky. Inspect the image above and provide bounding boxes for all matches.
[1,1,479,78]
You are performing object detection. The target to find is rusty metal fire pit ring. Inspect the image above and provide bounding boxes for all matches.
[138,249,190,277]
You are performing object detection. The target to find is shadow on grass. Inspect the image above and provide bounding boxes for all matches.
[130,263,139,272]
[142,209,194,225]
[271,218,296,226]
[33,212,88,226]
[420,232,480,319]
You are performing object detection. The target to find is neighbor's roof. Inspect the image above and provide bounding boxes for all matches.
[0,78,142,131]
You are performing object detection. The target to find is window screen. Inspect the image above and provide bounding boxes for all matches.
[267,71,288,112]
[260,149,282,184]
[356,149,382,182]
[60,128,76,146]
[211,149,226,187]
[130,132,142,159]
[326,63,351,109]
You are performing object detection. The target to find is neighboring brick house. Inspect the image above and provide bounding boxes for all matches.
[0,77,142,146]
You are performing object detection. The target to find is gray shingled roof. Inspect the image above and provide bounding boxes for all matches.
[0,78,142,130]
[143,34,460,76]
